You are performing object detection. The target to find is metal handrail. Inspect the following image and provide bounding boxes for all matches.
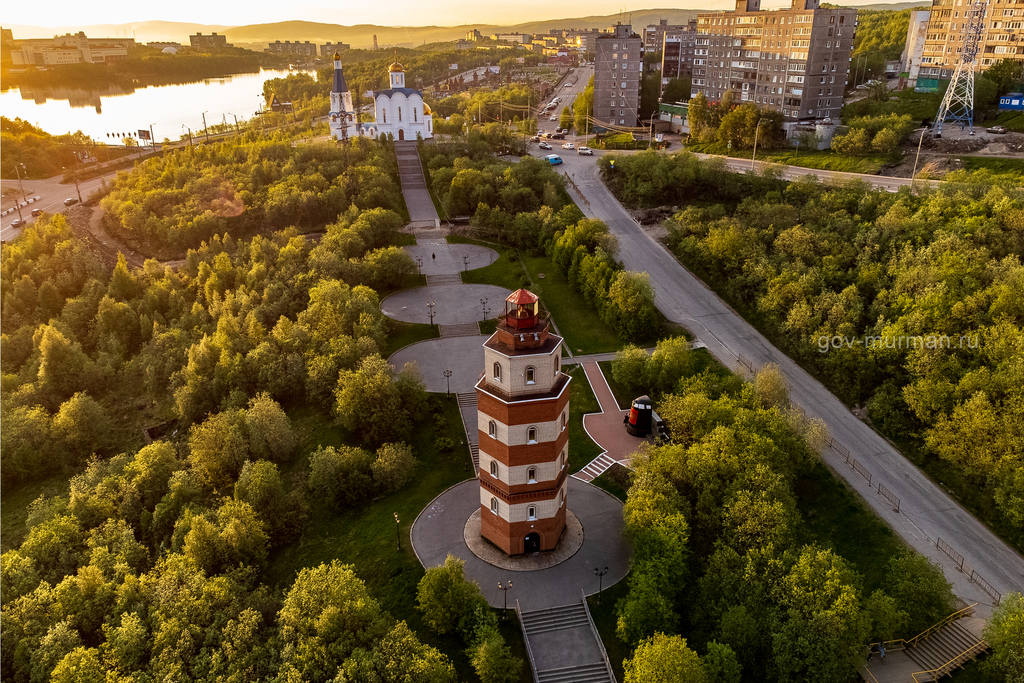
[863,665,882,683]
[910,639,990,683]
[581,589,617,683]
[870,603,977,652]
[516,599,540,683]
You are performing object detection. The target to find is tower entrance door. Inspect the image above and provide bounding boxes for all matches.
[524,532,540,554]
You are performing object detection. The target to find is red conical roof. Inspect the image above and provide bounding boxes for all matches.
[506,289,539,304]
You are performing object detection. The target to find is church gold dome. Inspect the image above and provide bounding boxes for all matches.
[333,51,341,60]
[423,103,432,115]
[388,60,405,73]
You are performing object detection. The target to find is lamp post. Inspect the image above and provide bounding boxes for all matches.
[394,512,401,550]
[751,117,768,172]
[443,369,453,396]
[415,255,423,278]
[201,111,210,143]
[498,580,513,615]
[226,113,241,136]
[62,164,82,204]
[910,127,928,193]
[182,124,193,147]
[426,301,436,326]
[462,254,470,272]
[594,566,609,604]
[13,163,27,223]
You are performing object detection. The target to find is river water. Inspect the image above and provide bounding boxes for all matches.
[0,68,315,142]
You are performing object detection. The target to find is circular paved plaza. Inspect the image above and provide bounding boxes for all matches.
[404,243,498,276]
[411,478,630,610]
[380,284,512,325]
[388,336,489,393]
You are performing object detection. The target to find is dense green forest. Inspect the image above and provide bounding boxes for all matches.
[1,117,96,180]
[100,135,404,258]
[603,149,1024,549]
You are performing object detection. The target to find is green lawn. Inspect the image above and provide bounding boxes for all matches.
[449,235,527,291]
[959,156,1024,177]
[567,365,603,473]
[591,463,631,503]
[793,461,905,596]
[269,398,513,681]
[383,319,440,358]
[685,141,893,175]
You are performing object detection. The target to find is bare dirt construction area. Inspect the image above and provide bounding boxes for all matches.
[884,128,1024,178]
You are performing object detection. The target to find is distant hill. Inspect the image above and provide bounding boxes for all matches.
[4,4,925,51]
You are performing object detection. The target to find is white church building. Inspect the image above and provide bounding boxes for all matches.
[329,55,434,142]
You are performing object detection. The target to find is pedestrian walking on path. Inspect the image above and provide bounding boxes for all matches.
[432,253,436,260]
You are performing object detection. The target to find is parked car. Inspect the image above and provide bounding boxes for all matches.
[988,125,1007,134]
[564,83,573,88]
[31,208,44,216]
[10,218,23,228]
[539,142,553,150]
[549,115,558,121]
[544,154,563,165]
[562,142,575,149]
[63,198,79,206]
[577,147,593,155]
[531,135,541,142]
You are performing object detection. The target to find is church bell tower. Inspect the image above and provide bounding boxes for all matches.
[329,52,353,141]
[476,290,570,555]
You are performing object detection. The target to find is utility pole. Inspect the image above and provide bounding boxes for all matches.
[202,111,210,142]
[150,124,156,150]
[13,163,27,223]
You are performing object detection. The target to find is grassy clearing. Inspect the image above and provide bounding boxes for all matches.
[959,156,1024,177]
[382,319,440,358]
[1,473,73,553]
[685,142,892,174]
[591,463,631,503]
[567,365,603,473]
[586,579,631,682]
[449,235,527,291]
[269,398,501,681]
[794,461,905,595]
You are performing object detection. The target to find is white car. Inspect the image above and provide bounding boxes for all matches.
[564,83,572,87]
[549,115,558,121]
[577,146,593,155]
[562,142,575,149]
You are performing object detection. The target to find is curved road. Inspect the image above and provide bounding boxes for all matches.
[530,145,1022,617]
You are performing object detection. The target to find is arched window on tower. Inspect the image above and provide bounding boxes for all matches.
[527,427,537,444]
[559,489,565,507]
[490,460,498,478]
[561,412,567,431]
[398,107,402,122]
[528,505,537,520]
[488,420,496,437]
[490,497,499,514]
[382,108,386,124]
[554,357,559,375]
[493,363,501,382]
[528,467,537,483]
[526,366,535,384]
[414,107,418,122]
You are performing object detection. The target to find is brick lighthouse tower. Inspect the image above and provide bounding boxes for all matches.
[477,290,571,555]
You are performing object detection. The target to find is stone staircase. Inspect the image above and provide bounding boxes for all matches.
[394,140,440,228]
[439,322,480,338]
[456,392,480,472]
[573,453,618,483]
[521,603,593,635]
[537,663,612,683]
[521,602,615,683]
[395,141,427,189]
[906,620,989,680]
[426,273,462,286]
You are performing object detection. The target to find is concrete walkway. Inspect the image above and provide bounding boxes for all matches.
[380,284,511,324]
[538,147,1023,617]
[404,239,497,276]
[410,478,630,611]
[388,336,488,394]
[574,363,646,484]
[395,141,440,227]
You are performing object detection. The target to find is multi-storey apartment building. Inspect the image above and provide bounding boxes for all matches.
[594,24,643,127]
[644,19,696,54]
[190,33,231,49]
[918,0,1024,90]
[267,41,318,56]
[691,0,857,121]
[320,42,350,56]
[662,26,699,89]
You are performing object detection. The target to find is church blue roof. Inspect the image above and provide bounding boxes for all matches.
[375,87,421,98]
[333,63,348,93]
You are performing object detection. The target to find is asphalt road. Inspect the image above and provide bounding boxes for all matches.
[536,65,593,140]
[1,169,121,242]
[529,145,1023,618]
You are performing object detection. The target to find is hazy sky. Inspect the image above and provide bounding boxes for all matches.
[2,0,889,29]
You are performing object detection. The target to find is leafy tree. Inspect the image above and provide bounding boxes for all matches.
[244,392,297,462]
[101,611,149,674]
[49,647,105,683]
[612,345,651,394]
[340,620,457,683]
[188,410,250,489]
[830,128,871,155]
[982,58,1024,96]
[982,591,1023,682]
[334,354,415,445]
[753,362,789,410]
[573,77,595,133]
[416,554,488,636]
[623,633,706,683]
[278,560,390,682]
[702,641,741,683]
[52,392,111,462]
[662,78,691,103]
[18,514,87,585]
[871,127,902,155]
[559,107,574,131]
[371,442,417,494]
[308,445,376,508]
[604,271,658,342]
[469,629,522,683]
[235,460,287,531]
[883,550,956,635]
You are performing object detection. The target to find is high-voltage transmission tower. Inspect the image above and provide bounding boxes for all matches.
[931,0,988,137]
